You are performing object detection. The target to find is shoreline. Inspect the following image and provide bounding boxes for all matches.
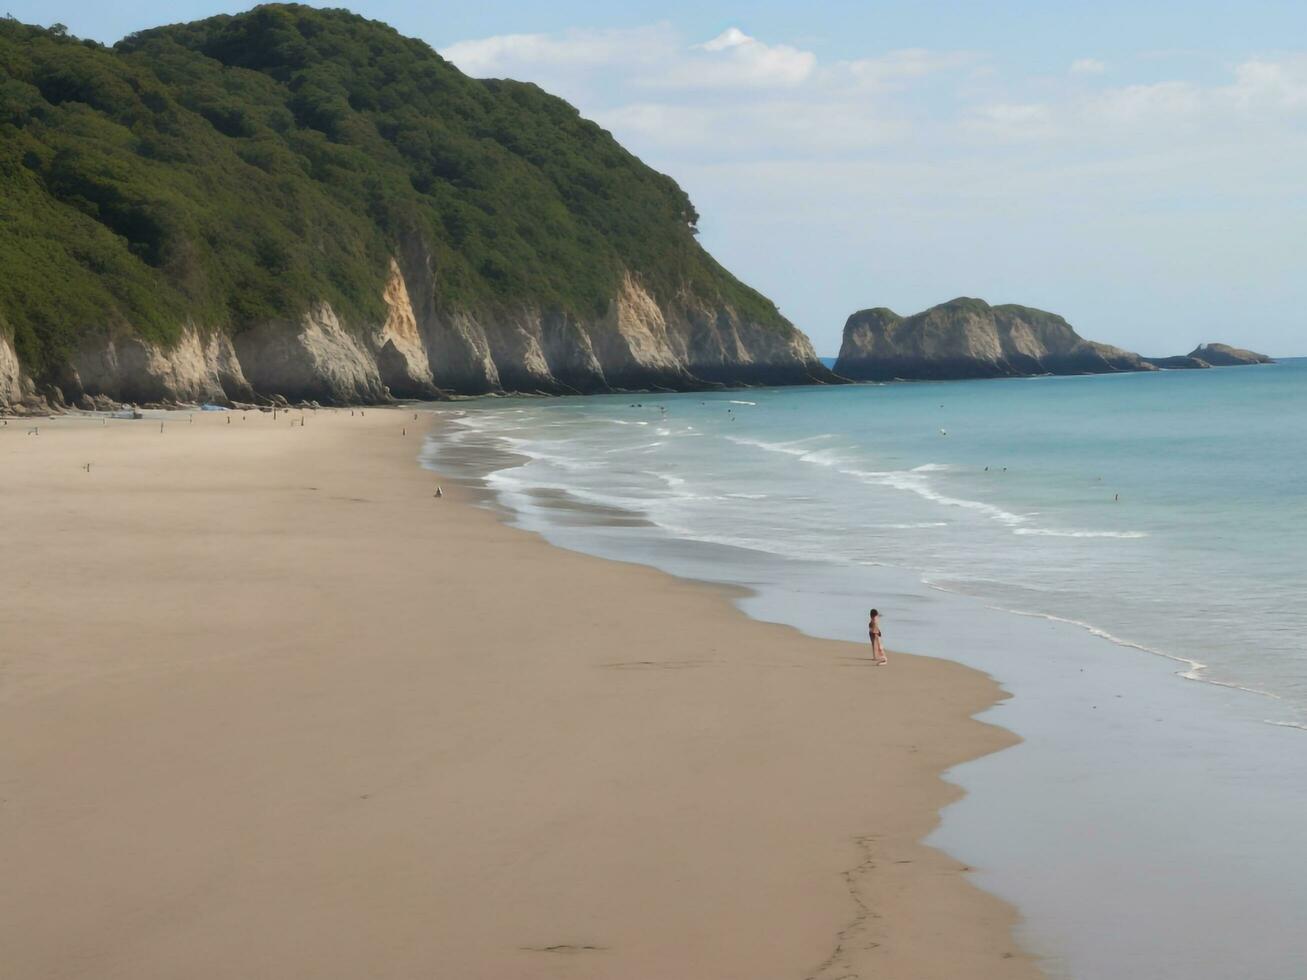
[433,384,1307,980]
[1,407,1040,979]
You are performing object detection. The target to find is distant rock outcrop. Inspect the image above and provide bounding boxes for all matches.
[1141,344,1275,370]
[834,298,1153,381]
[1186,343,1274,366]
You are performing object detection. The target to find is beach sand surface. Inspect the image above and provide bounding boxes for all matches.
[0,409,1040,979]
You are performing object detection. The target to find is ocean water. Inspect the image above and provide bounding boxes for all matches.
[431,361,1307,719]
[422,360,1307,980]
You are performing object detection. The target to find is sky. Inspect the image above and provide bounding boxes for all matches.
[10,2,1307,355]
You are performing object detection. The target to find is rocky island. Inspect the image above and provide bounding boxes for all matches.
[834,298,1279,381]
[0,7,836,412]
[834,297,1153,381]
[1184,343,1274,366]
[1143,344,1274,369]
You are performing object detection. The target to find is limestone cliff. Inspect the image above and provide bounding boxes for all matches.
[835,298,1153,381]
[1,331,36,411]
[1,262,835,412]
[66,326,253,406]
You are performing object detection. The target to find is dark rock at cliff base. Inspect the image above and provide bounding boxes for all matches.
[1186,343,1274,366]
[1143,355,1211,370]
[834,298,1154,382]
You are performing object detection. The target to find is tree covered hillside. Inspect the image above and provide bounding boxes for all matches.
[0,5,787,381]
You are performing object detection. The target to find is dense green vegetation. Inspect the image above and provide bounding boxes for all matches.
[0,6,786,380]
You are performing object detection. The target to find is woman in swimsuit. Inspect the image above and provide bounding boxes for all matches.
[868,608,887,665]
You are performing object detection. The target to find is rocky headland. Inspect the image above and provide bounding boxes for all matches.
[1141,344,1275,370]
[834,298,1153,381]
[834,298,1279,382]
[0,8,835,414]
[1185,343,1274,366]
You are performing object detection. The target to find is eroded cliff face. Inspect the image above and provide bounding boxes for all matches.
[1,331,36,410]
[3,323,257,413]
[233,303,387,405]
[1,259,836,412]
[68,326,253,406]
[835,298,1153,381]
[414,273,832,397]
[374,259,440,398]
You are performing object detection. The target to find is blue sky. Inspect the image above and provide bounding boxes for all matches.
[11,1,1307,355]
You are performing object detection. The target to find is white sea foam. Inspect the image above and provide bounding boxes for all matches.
[726,434,835,457]
[497,440,599,472]
[841,467,1031,527]
[872,521,950,529]
[1264,720,1307,732]
[938,596,1212,676]
[726,434,851,467]
[1015,528,1148,539]
[604,441,665,454]
[445,413,504,432]
[430,372,1307,733]
[646,472,687,488]
[728,400,757,406]
[799,448,849,467]
[487,469,644,514]
[935,595,1297,712]
[730,432,1034,528]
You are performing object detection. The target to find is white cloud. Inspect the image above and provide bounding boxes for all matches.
[1223,56,1307,110]
[967,57,1307,147]
[595,98,907,158]
[439,29,1307,192]
[1087,80,1203,125]
[442,25,980,98]
[842,48,980,92]
[979,102,1049,123]
[440,26,672,79]
[678,26,816,88]
[437,23,1307,353]
[698,27,750,52]
[1070,57,1108,75]
[442,24,816,91]
[967,101,1056,141]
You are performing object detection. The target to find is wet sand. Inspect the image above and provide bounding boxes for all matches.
[0,408,1040,979]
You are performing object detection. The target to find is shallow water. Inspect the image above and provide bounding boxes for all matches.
[421,361,1307,979]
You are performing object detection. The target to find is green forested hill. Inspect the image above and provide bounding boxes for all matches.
[0,5,787,383]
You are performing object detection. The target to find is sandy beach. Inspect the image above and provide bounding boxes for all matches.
[0,408,1039,979]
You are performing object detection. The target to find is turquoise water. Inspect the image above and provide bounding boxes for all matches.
[434,360,1307,722]
[423,361,1307,979]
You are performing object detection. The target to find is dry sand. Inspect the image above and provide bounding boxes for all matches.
[0,408,1041,979]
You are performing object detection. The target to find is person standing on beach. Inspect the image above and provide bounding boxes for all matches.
[869,609,887,665]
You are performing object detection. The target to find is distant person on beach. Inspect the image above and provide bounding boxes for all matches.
[868,608,886,665]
